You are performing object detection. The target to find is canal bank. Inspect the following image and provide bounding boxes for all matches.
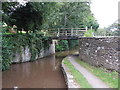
[61,55,118,88]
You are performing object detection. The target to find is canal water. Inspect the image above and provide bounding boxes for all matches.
[2,50,78,88]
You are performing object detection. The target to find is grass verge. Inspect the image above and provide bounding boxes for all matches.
[75,58,118,88]
[63,58,92,88]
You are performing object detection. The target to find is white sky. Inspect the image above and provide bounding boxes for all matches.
[91,0,119,28]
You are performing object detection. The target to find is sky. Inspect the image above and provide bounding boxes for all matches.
[90,0,119,28]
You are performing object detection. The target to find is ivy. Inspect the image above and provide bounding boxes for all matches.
[2,33,52,71]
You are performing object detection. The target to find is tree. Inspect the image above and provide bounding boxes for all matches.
[9,2,43,33]
[2,2,99,33]
[4,2,60,32]
[106,20,119,36]
[2,2,19,24]
[57,2,99,29]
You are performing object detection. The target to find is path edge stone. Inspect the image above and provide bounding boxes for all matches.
[61,57,80,88]
[61,61,69,88]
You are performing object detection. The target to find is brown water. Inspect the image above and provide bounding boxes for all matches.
[2,50,78,88]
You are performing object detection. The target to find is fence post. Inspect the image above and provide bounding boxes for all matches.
[91,26,92,30]
[44,32,45,36]
[65,30,67,36]
[71,28,73,36]
[76,29,77,35]
[86,26,88,32]
[57,28,60,37]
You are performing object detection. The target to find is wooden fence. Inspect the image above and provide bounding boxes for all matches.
[41,27,87,37]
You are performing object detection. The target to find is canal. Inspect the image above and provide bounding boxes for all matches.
[2,50,78,88]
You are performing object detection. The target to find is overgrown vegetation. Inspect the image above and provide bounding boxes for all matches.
[55,40,69,51]
[55,40,78,52]
[75,58,118,88]
[84,30,94,37]
[2,28,51,71]
[63,58,92,88]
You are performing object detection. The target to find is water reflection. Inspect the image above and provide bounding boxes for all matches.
[2,55,66,88]
[2,50,78,88]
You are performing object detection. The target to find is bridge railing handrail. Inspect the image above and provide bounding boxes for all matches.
[41,27,88,37]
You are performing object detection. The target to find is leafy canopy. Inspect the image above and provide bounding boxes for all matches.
[2,2,99,32]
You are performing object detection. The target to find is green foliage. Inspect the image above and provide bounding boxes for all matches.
[86,16,99,30]
[2,2,19,25]
[2,36,13,70]
[94,28,107,36]
[2,2,99,32]
[9,3,43,32]
[55,2,99,29]
[94,28,119,36]
[68,40,78,49]
[94,20,119,36]
[55,40,78,52]
[2,33,51,70]
[106,21,119,36]
[55,40,69,51]
[84,30,94,37]
[2,2,19,14]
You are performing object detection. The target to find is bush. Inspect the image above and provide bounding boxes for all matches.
[68,40,78,49]
[55,40,79,52]
[55,40,69,51]
[84,30,94,37]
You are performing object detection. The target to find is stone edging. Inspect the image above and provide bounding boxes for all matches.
[61,57,80,88]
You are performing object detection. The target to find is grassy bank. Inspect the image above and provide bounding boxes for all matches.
[63,58,92,88]
[75,58,118,88]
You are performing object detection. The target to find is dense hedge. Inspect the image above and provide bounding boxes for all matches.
[2,33,51,71]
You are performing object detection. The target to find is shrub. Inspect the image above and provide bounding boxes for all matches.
[55,40,69,51]
[84,30,94,37]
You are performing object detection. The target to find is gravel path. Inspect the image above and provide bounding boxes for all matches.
[67,55,109,88]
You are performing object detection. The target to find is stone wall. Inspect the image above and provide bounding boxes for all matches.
[79,37,119,71]
[12,40,55,63]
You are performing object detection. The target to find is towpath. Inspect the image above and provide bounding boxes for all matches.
[67,55,109,88]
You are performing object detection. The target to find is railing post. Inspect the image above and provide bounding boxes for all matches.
[76,29,77,36]
[57,28,60,37]
[91,26,92,30]
[44,32,45,36]
[71,28,73,36]
[65,30,67,36]
[85,26,88,32]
